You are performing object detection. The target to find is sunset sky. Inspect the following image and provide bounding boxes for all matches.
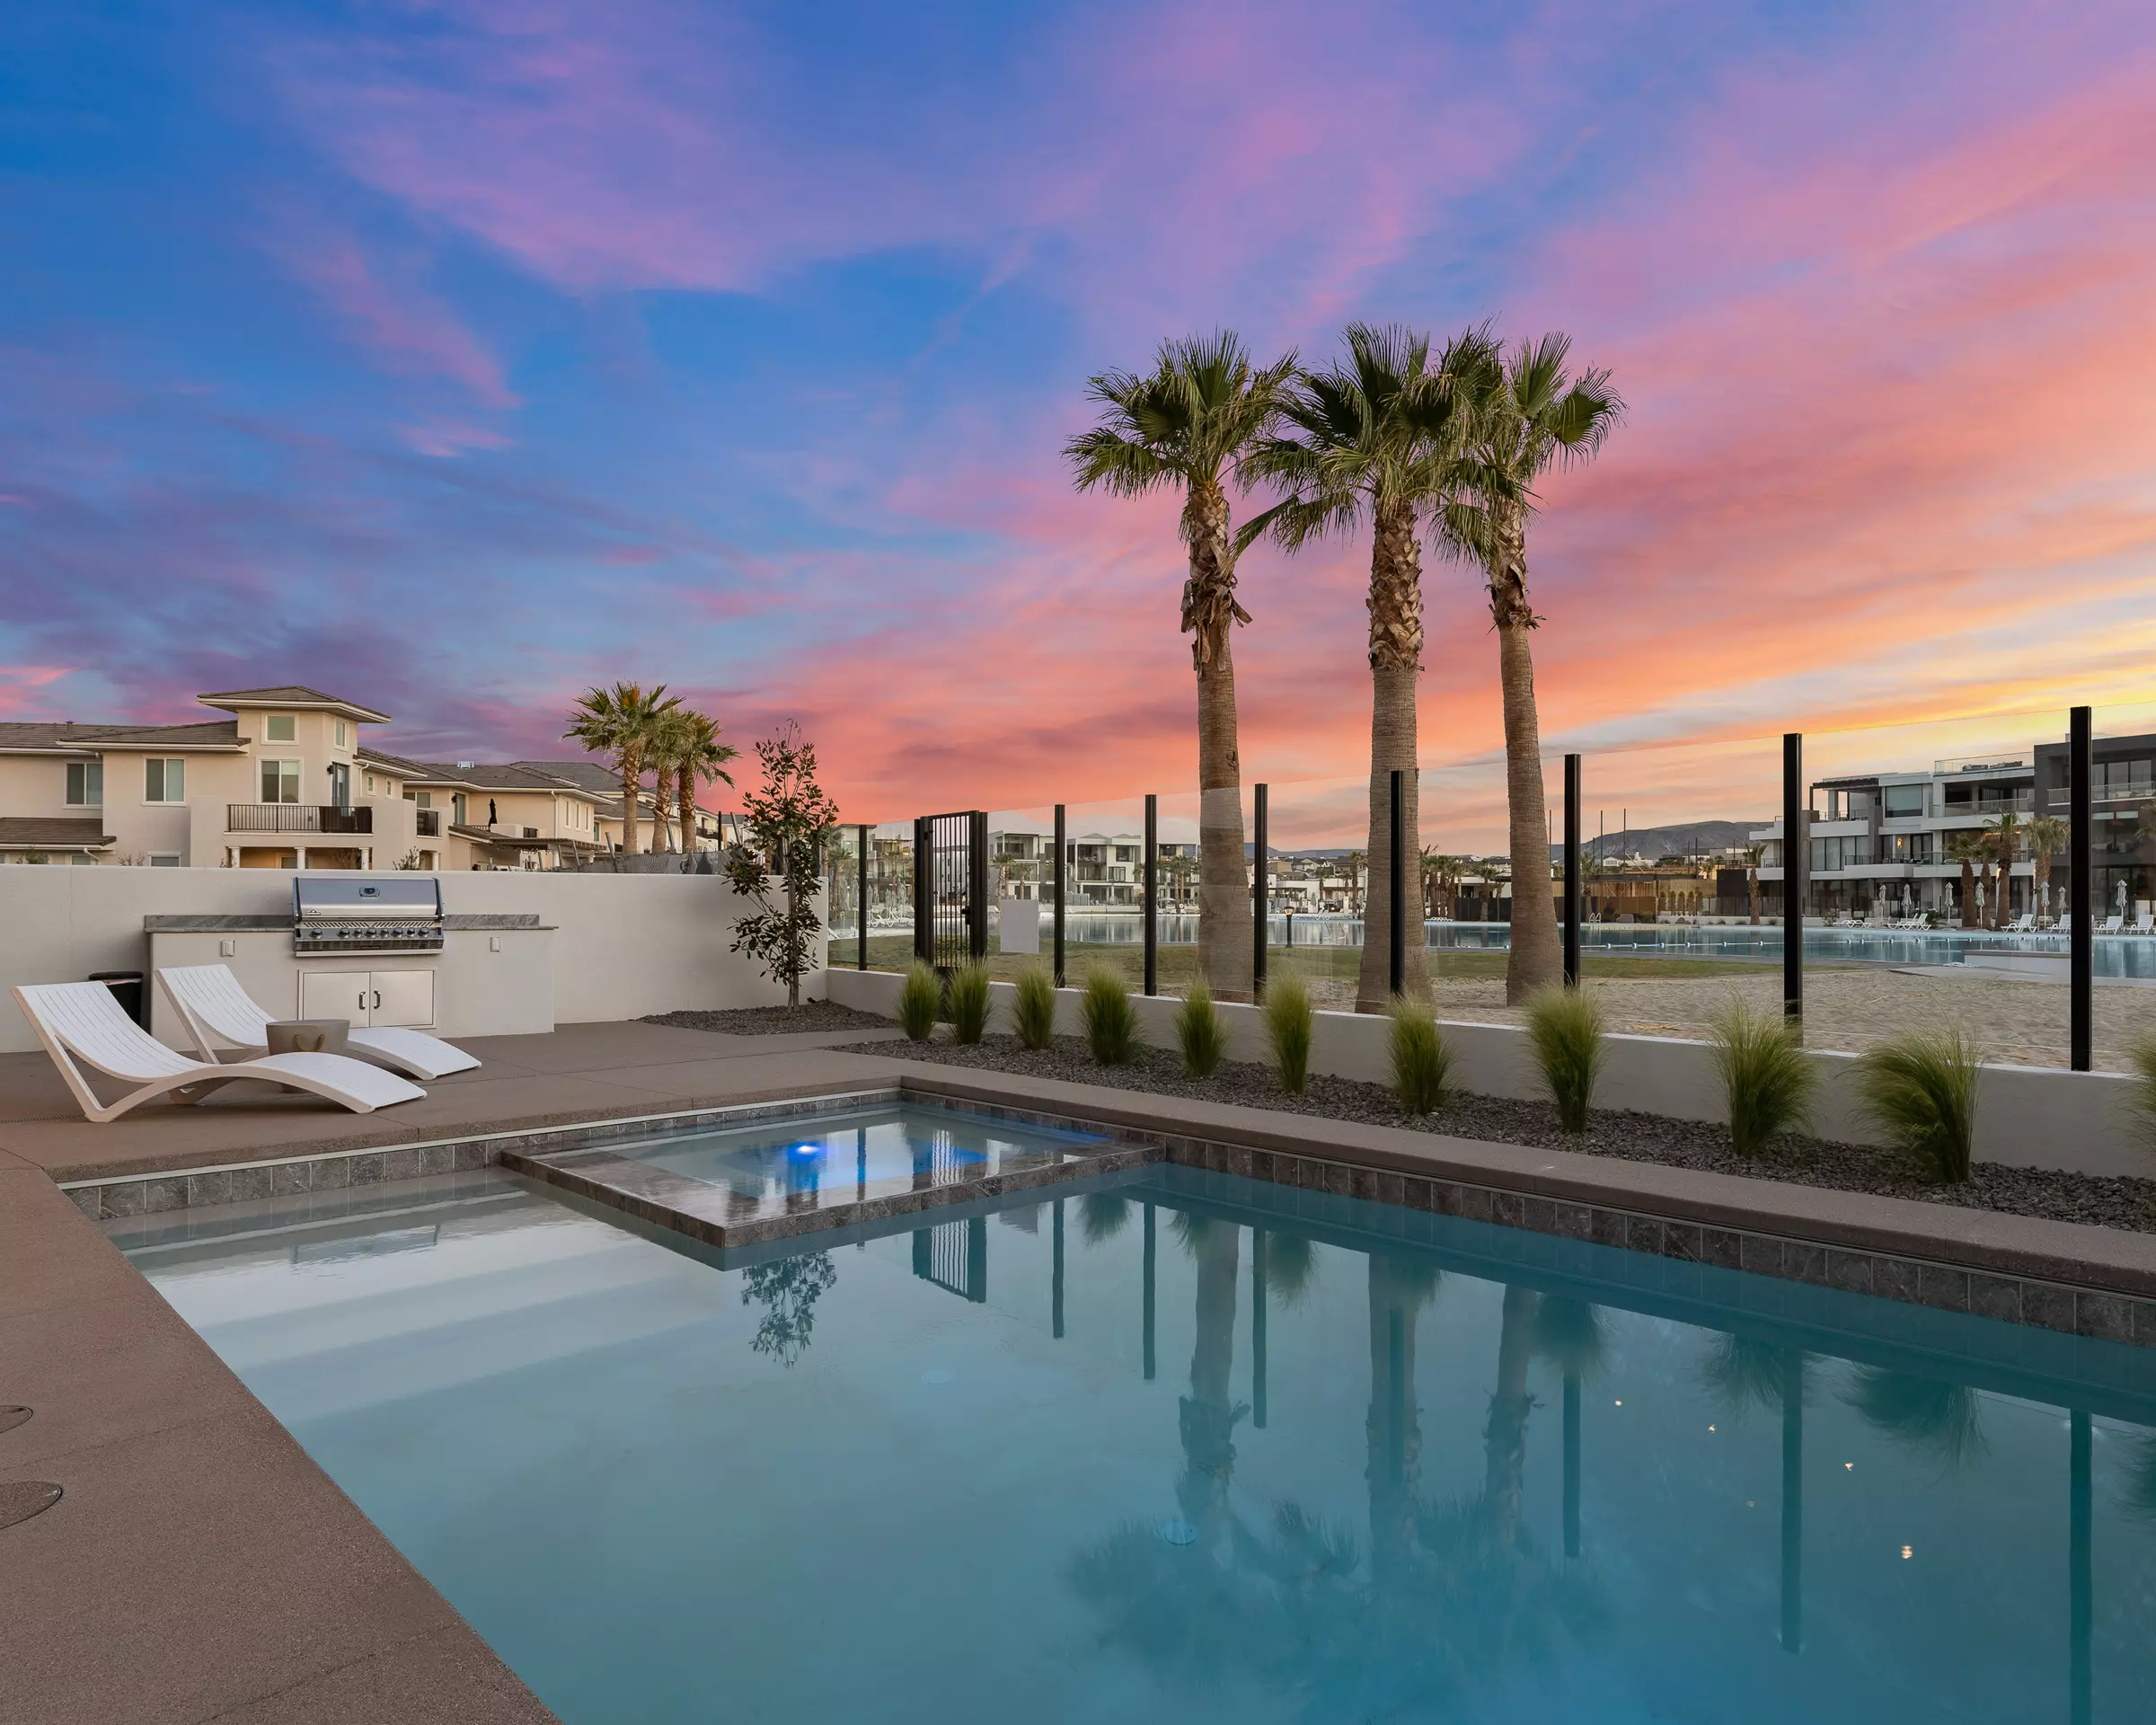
[4,3,2153,843]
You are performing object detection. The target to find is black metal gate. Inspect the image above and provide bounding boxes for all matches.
[913,809,987,969]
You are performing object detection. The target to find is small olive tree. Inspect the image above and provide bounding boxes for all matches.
[724,723,840,1009]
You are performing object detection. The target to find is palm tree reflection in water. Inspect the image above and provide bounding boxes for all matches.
[1072,1236,1603,1714]
[1701,1334,1810,1653]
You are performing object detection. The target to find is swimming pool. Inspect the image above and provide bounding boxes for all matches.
[110,1158,2156,1723]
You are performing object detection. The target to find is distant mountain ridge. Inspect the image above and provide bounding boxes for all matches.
[1551,819,1766,862]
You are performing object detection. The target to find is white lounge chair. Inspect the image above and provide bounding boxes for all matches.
[2137,911,2154,935]
[156,964,481,1083]
[13,982,425,1124]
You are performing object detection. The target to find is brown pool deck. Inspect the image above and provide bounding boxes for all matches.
[0,1021,912,1725]
[8,1017,2156,1721]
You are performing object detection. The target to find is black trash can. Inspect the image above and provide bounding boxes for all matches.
[89,970,147,1029]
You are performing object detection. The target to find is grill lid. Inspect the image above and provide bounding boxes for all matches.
[293,876,443,923]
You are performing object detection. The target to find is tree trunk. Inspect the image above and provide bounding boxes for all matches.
[1182,482,1254,1001]
[1484,1283,1539,1548]
[1490,512,1560,1002]
[677,765,697,860]
[619,748,643,855]
[1365,1255,1426,1578]
[1357,500,1429,1011]
[1748,868,1761,925]
[1177,1219,1241,1553]
[1959,861,1975,928]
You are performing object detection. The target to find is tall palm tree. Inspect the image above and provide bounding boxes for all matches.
[1985,810,2021,928]
[1442,333,1623,1003]
[1945,831,1988,930]
[642,710,687,854]
[563,681,680,856]
[673,710,738,857]
[2026,814,2068,921]
[1065,332,1296,1003]
[1248,324,1493,1011]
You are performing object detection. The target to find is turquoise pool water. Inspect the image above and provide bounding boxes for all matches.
[110,1159,2156,1723]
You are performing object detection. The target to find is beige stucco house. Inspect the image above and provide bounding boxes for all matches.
[0,685,712,871]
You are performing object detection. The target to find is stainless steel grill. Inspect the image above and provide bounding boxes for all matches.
[292,876,445,954]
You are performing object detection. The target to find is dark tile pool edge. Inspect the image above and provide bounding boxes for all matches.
[56,1087,901,1221]
[887,1071,2156,1350]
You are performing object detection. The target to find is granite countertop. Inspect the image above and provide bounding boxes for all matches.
[144,914,551,932]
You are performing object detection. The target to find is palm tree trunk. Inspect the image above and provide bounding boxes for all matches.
[1183,482,1254,1002]
[1491,514,1559,1001]
[1365,1256,1424,1577]
[619,748,643,855]
[677,765,696,859]
[1357,501,1429,1011]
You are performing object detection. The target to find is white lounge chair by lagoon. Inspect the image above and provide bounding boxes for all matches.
[2105,914,2125,934]
[156,964,481,1082]
[2137,911,2154,934]
[13,982,425,1125]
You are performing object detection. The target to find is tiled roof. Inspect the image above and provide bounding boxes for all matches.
[508,758,620,793]
[197,686,392,722]
[415,762,605,794]
[356,748,431,778]
[0,818,112,849]
[0,720,242,751]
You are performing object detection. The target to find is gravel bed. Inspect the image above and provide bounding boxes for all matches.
[835,1033,2156,1236]
[645,1002,897,1036]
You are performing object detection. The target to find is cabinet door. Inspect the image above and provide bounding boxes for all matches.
[368,969,436,1028]
[299,970,373,1024]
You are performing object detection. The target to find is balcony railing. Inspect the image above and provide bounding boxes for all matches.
[227,803,373,835]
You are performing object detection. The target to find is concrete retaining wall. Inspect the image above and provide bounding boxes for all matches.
[824,967,2148,1179]
[0,867,825,1051]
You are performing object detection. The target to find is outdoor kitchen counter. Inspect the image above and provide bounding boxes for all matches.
[144,913,549,931]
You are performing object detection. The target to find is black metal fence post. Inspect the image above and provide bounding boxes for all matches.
[1252,783,1268,997]
[856,822,868,970]
[1782,733,1805,1026]
[1143,793,1158,996]
[968,809,989,962]
[1562,753,1582,986]
[912,816,930,966]
[2070,706,2092,1071]
[1053,802,1066,988]
[1388,768,1405,996]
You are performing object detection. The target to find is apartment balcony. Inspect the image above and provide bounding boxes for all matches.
[226,803,373,835]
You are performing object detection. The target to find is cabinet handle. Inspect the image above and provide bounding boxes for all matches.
[358,992,367,1010]
[373,990,382,1009]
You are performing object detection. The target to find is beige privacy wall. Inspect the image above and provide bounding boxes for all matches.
[824,968,2149,1180]
[0,867,826,1053]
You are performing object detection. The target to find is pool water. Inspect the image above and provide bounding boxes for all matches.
[110,1163,2156,1724]
[612,1101,1112,1215]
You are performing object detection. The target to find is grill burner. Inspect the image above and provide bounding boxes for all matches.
[293,876,445,955]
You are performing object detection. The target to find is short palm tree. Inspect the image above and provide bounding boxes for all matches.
[1246,323,1495,1010]
[1944,831,1988,929]
[1065,332,1296,1003]
[563,681,680,855]
[1744,842,1765,925]
[1984,809,2020,928]
[1441,333,1623,1003]
[672,710,738,856]
[2024,814,2067,921]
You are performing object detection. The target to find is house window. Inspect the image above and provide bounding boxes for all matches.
[144,758,186,803]
[328,763,350,810]
[413,792,432,809]
[148,853,181,868]
[70,854,97,866]
[66,761,102,806]
[265,715,296,742]
[452,792,468,826]
[1883,783,1926,818]
[261,759,301,803]
[334,720,348,748]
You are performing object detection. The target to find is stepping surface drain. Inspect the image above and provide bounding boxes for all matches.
[1157,1518,1199,1547]
[0,1406,30,1438]
[0,1482,62,1530]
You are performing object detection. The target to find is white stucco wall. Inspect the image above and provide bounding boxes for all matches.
[824,968,2149,1180]
[0,867,826,1052]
